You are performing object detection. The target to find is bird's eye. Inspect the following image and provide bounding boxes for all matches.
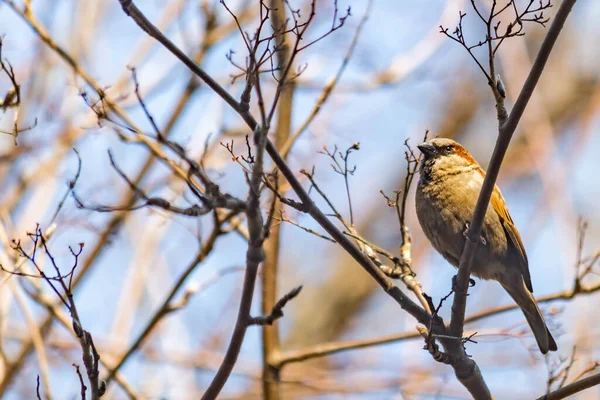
[445,145,453,152]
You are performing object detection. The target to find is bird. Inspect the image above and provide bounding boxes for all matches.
[414,137,557,354]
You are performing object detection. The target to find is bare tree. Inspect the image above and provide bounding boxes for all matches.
[0,0,598,399]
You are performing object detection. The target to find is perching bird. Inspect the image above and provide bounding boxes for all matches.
[415,137,557,354]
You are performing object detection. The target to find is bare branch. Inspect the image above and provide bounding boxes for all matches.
[2,226,105,399]
[73,364,87,400]
[446,4,576,397]
[249,285,303,325]
[276,210,336,243]
[539,372,600,400]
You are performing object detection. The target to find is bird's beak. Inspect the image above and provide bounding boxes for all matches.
[417,142,436,157]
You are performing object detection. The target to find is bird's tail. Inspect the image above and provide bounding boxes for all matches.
[500,277,557,354]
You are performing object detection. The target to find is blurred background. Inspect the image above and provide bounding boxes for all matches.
[0,0,598,398]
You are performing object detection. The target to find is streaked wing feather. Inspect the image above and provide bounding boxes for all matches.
[490,186,533,292]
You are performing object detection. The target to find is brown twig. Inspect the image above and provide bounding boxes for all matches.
[1,226,105,399]
[559,346,578,388]
[35,375,41,400]
[72,150,246,217]
[318,143,360,227]
[274,275,600,375]
[73,364,87,400]
[200,126,269,399]
[276,210,336,243]
[22,286,140,399]
[0,36,36,142]
[280,0,372,158]
[567,362,600,385]
[378,133,431,311]
[440,0,553,83]
[249,285,303,326]
[300,165,353,230]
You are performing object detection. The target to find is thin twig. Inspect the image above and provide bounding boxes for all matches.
[2,227,105,399]
[249,285,303,326]
[281,0,372,158]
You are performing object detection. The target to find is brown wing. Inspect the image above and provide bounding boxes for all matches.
[490,186,533,292]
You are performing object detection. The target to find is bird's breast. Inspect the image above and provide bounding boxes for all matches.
[415,172,509,279]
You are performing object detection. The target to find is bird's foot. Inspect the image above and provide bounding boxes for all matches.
[451,275,476,292]
[462,222,487,246]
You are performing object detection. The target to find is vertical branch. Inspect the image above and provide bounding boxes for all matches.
[261,1,295,399]
[200,131,266,399]
[201,55,271,399]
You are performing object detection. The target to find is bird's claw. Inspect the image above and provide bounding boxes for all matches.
[451,275,476,292]
[463,222,487,246]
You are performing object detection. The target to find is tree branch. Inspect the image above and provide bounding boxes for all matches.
[442,3,577,397]
[449,0,577,353]
[115,0,432,340]
[538,372,600,400]
[276,279,600,364]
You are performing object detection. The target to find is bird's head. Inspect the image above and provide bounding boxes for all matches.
[417,138,479,179]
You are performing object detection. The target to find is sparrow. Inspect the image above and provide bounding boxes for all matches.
[415,137,557,354]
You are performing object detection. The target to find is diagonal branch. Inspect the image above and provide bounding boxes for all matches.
[116,0,432,333]
[446,3,578,396]
[449,0,578,338]
[538,372,600,400]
